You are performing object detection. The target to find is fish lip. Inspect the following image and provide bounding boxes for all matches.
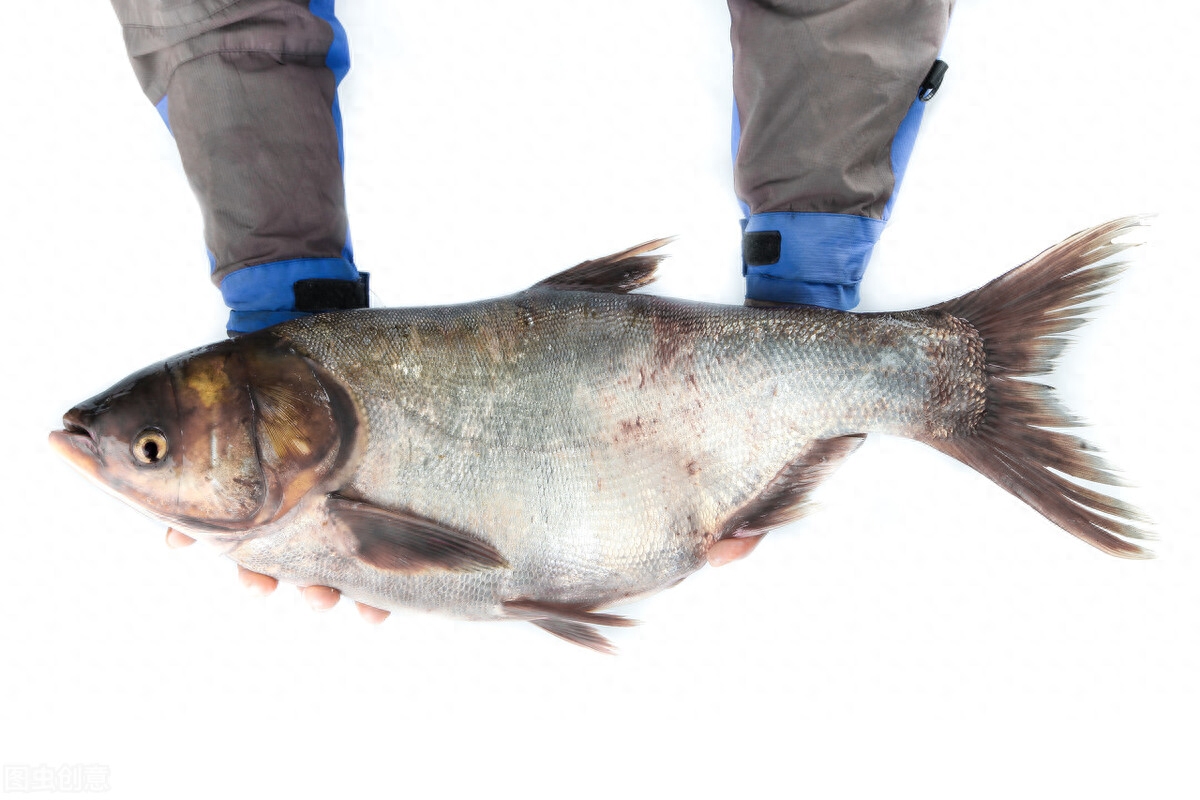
[49,415,102,477]
[63,420,93,443]
[62,408,93,437]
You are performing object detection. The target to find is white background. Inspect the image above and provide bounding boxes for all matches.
[3,2,1198,798]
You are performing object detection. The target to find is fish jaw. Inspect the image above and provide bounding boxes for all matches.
[48,422,168,525]
[48,424,103,484]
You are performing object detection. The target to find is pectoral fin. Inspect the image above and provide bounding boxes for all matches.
[504,598,638,654]
[328,495,509,573]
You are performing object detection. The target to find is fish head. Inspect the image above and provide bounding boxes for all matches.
[50,335,356,535]
[51,357,197,526]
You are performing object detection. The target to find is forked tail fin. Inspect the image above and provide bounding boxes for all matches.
[926,217,1153,558]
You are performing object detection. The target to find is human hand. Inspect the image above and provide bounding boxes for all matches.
[706,534,764,566]
[165,526,764,619]
[165,528,392,623]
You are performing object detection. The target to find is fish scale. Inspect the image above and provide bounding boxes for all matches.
[231,293,972,614]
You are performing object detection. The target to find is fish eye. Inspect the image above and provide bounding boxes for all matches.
[132,428,169,465]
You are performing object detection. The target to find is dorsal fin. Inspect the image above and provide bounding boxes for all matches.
[533,238,673,294]
[720,435,866,539]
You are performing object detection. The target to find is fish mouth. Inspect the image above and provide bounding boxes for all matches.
[48,413,102,479]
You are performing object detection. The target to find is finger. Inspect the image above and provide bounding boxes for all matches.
[355,602,391,625]
[707,534,765,567]
[165,528,196,549]
[302,585,341,611]
[237,565,279,597]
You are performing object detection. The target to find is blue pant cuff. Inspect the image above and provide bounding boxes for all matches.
[219,257,359,311]
[742,212,884,311]
[227,309,311,334]
[219,257,361,333]
[744,276,861,309]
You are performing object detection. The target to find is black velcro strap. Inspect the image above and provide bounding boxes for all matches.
[918,60,949,101]
[742,231,782,273]
[294,273,370,312]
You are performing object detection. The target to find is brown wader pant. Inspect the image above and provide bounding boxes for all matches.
[110,0,953,327]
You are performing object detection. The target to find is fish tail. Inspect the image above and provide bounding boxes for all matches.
[924,216,1153,558]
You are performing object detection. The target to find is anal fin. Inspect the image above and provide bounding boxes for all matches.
[328,494,509,573]
[720,434,866,539]
[504,599,638,654]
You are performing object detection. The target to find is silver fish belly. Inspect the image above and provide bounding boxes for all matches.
[227,290,977,619]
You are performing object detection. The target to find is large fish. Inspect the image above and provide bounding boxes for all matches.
[50,218,1150,651]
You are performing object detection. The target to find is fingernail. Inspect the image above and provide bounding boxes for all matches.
[238,565,277,597]
[356,602,391,625]
[165,528,195,549]
[303,585,340,611]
